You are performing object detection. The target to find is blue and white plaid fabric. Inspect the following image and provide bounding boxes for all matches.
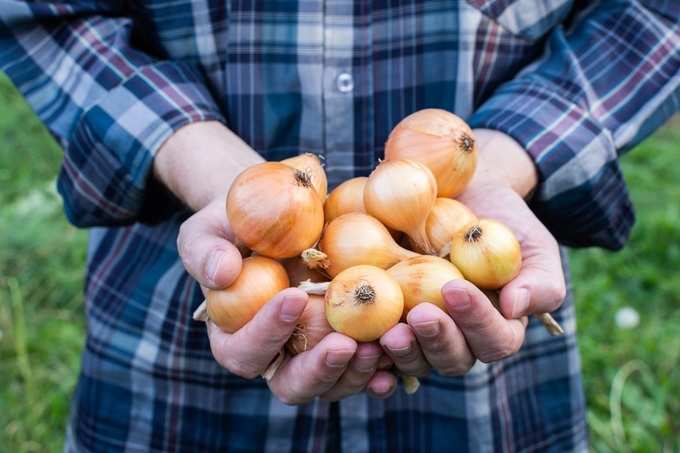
[2,1,679,451]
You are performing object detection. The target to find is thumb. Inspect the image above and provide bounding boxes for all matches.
[177,202,243,289]
[498,251,566,319]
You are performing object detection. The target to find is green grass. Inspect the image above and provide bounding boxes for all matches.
[0,72,679,452]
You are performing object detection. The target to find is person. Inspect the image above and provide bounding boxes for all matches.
[2,1,678,451]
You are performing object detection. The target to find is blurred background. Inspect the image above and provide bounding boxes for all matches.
[1,72,679,452]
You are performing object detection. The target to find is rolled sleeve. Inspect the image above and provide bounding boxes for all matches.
[469,79,635,250]
[469,0,680,250]
[61,62,224,226]
[1,3,225,227]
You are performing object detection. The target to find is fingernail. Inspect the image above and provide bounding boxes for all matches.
[387,343,412,357]
[206,250,224,283]
[413,320,440,338]
[372,379,394,396]
[445,287,470,312]
[511,288,530,318]
[326,350,354,368]
[280,295,306,322]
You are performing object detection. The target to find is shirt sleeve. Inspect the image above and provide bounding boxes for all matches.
[468,1,680,250]
[0,2,225,227]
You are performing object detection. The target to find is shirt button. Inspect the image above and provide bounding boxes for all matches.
[336,72,354,93]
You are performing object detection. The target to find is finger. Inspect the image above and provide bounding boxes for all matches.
[379,323,430,378]
[406,303,475,376]
[320,342,383,401]
[500,234,566,318]
[177,202,242,289]
[269,332,357,405]
[208,288,307,378]
[366,371,398,399]
[443,280,527,363]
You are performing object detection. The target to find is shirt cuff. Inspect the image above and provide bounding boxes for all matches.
[58,61,225,227]
[468,81,634,250]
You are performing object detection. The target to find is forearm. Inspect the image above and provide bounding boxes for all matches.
[467,129,537,199]
[154,121,264,211]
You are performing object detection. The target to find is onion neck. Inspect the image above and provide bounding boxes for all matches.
[409,223,436,255]
[465,225,483,243]
[294,169,313,188]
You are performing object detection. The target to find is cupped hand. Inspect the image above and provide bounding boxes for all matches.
[382,129,567,377]
[179,198,397,403]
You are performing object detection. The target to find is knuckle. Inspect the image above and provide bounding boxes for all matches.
[424,338,449,355]
[439,363,470,377]
[225,358,259,379]
[277,393,307,406]
[478,346,514,363]
[344,374,370,391]
[176,223,189,259]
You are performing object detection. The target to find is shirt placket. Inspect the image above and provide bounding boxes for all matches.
[322,1,357,186]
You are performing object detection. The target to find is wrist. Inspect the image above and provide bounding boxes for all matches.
[466,129,538,199]
[154,121,264,211]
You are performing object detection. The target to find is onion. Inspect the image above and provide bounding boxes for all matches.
[302,213,418,277]
[285,294,332,355]
[282,153,327,200]
[364,160,438,255]
[324,265,404,342]
[449,219,521,289]
[388,256,463,317]
[227,162,324,259]
[324,176,368,223]
[204,256,289,333]
[423,198,478,257]
[385,109,477,198]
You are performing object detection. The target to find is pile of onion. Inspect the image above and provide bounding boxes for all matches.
[193,110,564,395]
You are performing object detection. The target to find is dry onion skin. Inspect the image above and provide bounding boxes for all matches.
[324,265,404,342]
[364,160,438,255]
[385,108,477,198]
[285,294,332,355]
[305,213,418,277]
[227,162,324,259]
[424,198,478,257]
[281,153,328,200]
[205,256,289,333]
[282,257,327,287]
[449,219,521,289]
[388,255,463,316]
[324,176,368,223]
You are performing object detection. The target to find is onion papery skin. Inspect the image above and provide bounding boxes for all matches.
[325,265,404,342]
[363,159,437,255]
[449,219,522,289]
[227,162,324,259]
[317,213,418,277]
[286,295,332,355]
[206,256,289,333]
[282,153,328,200]
[282,257,327,286]
[388,255,463,316]
[385,109,477,198]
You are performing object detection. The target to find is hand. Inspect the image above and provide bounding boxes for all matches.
[178,198,398,404]
[381,129,566,376]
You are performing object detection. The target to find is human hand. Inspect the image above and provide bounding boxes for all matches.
[381,129,566,377]
[179,197,398,403]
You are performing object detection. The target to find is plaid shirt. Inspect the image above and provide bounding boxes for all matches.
[2,0,679,451]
